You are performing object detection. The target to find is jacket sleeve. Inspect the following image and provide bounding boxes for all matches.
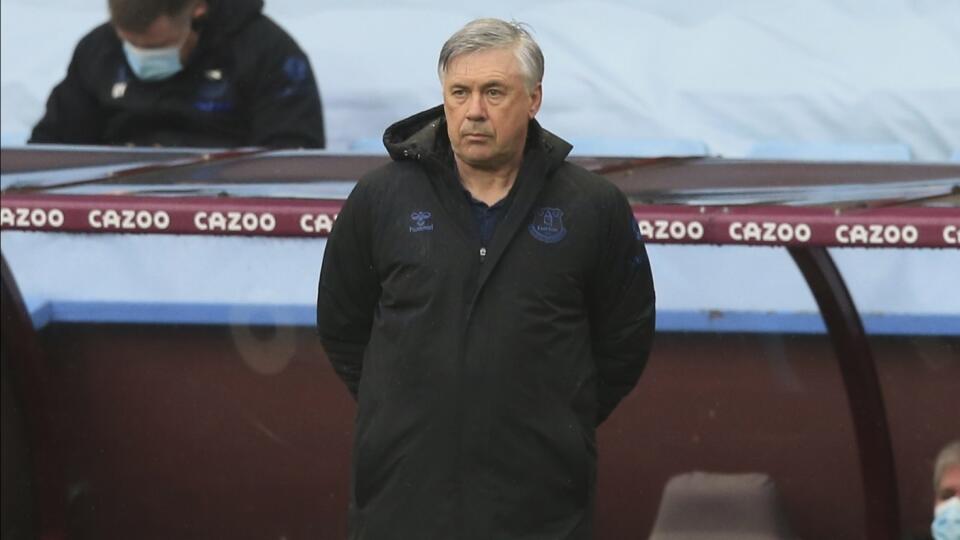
[588,188,656,425]
[29,38,106,144]
[316,181,380,398]
[245,24,325,149]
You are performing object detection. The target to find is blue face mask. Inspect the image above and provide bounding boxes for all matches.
[933,496,960,540]
[122,41,183,81]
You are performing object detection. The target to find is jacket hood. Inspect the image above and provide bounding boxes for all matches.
[382,105,573,175]
[200,0,264,38]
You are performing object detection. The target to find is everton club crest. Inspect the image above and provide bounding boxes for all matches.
[529,207,567,243]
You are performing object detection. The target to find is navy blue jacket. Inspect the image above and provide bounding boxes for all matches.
[30,0,324,148]
[317,106,655,539]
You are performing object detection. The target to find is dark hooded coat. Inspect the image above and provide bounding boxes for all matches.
[317,106,655,539]
[30,0,324,148]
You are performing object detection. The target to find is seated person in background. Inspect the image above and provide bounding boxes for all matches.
[29,0,325,148]
[932,440,960,540]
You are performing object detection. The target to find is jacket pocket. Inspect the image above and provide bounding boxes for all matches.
[351,399,383,510]
[352,435,376,509]
[492,410,594,533]
[352,407,411,510]
[566,410,595,507]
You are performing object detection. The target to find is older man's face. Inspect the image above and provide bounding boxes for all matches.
[443,47,542,171]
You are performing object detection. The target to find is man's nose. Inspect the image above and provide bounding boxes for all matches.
[465,93,486,121]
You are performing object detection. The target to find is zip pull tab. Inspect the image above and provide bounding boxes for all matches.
[479,246,487,263]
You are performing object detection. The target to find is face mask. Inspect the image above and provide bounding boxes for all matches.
[932,496,960,540]
[122,41,183,81]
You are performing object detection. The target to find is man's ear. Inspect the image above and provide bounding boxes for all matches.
[528,83,542,118]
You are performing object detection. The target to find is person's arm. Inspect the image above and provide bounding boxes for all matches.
[30,36,106,144]
[245,25,325,149]
[316,181,380,398]
[588,187,656,425]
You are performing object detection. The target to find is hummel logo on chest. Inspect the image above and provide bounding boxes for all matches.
[409,211,434,233]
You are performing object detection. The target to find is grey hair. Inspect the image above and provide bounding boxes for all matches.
[438,18,544,92]
[934,439,960,496]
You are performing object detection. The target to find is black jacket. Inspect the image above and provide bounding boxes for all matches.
[30,0,324,148]
[317,106,655,539]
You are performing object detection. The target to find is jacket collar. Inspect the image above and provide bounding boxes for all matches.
[382,106,573,300]
[382,105,572,175]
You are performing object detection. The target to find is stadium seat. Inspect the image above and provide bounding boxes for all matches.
[746,140,912,161]
[348,137,387,154]
[566,137,708,158]
[649,471,799,540]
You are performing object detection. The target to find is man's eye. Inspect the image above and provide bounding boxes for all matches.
[487,89,503,97]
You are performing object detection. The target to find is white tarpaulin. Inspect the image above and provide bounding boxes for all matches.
[2,0,959,159]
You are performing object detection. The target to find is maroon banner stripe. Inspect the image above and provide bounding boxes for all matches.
[2,194,958,248]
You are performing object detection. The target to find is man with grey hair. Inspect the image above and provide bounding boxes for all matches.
[317,17,655,539]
